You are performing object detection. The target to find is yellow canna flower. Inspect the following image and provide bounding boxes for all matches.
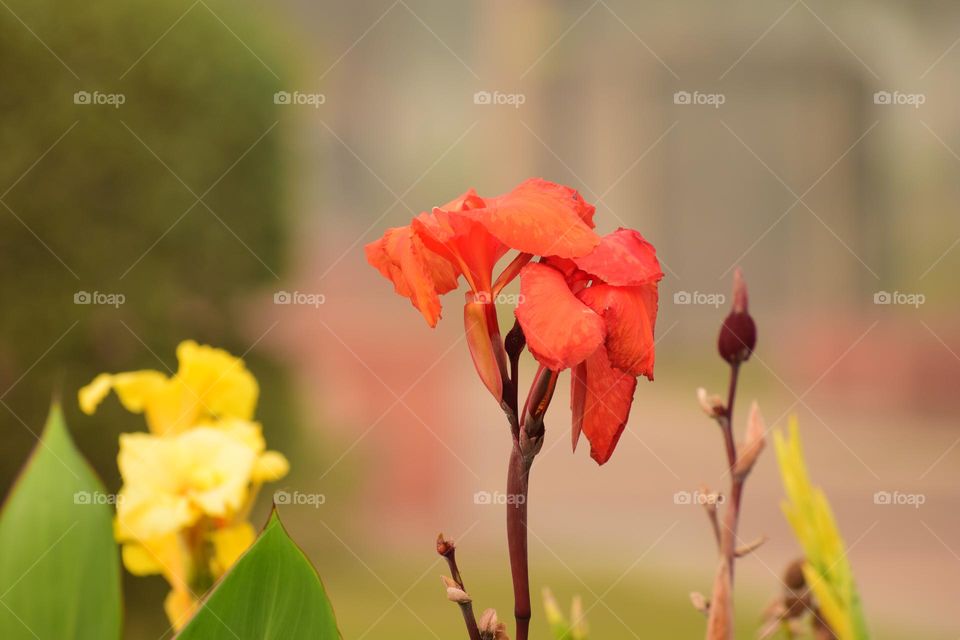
[116,426,260,540]
[774,419,869,640]
[79,340,258,435]
[80,340,290,630]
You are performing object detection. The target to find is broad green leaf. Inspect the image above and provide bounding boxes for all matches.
[177,509,341,639]
[0,404,122,640]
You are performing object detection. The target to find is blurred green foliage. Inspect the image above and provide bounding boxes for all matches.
[0,1,289,489]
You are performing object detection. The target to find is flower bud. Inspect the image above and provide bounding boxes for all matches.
[436,533,454,557]
[478,607,510,639]
[441,575,471,604]
[697,387,725,419]
[717,268,757,365]
[689,591,709,615]
[733,402,766,479]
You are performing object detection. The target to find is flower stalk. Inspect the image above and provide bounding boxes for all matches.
[506,442,532,640]
[702,269,764,640]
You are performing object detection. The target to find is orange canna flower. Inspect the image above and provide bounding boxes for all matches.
[366,179,661,464]
[366,178,600,401]
[515,229,662,464]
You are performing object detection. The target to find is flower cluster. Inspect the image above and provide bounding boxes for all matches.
[366,178,662,464]
[79,340,289,628]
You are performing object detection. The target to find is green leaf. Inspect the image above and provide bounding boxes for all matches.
[0,403,122,640]
[177,509,341,639]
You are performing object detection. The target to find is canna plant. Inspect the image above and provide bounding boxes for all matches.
[367,177,662,639]
[0,342,342,639]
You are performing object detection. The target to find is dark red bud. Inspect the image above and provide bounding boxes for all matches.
[436,533,455,557]
[718,268,757,365]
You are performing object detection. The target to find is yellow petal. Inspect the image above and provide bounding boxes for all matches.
[174,340,259,425]
[165,588,199,631]
[111,370,169,414]
[78,373,114,415]
[117,428,256,534]
[209,521,256,576]
[216,419,266,453]
[119,534,191,592]
[253,451,290,482]
[121,542,163,576]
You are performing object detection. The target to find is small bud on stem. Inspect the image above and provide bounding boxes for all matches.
[732,402,766,479]
[717,268,757,365]
[697,387,726,419]
[443,575,472,604]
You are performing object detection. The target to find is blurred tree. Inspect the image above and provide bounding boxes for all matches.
[0,0,291,490]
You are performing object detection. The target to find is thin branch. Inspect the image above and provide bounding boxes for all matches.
[438,534,482,640]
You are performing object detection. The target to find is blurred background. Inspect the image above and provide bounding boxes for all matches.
[1,0,958,637]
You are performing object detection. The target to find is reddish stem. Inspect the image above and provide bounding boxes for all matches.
[506,441,532,640]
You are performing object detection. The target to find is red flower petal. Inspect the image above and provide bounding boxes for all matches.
[573,228,663,286]
[365,226,459,327]
[413,208,507,294]
[463,298,505,401]
[578,282,658,379]
[471,179,600,259]
[515,263,605,371]
[439,187,486,212]
[571,347,637,465]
